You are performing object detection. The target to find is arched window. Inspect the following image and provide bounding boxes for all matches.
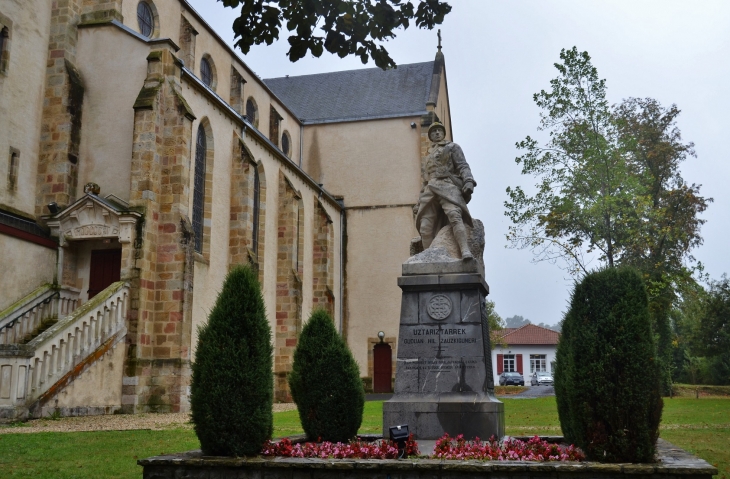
[137,2,154,37]
[193,124,206,252]
[245,97,258,127]
[200,57,212,87]
[281,130,291,157]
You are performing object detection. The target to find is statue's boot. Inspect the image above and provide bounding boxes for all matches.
[453,223,473,260]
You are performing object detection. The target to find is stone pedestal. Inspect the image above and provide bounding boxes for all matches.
[383,268,504,440]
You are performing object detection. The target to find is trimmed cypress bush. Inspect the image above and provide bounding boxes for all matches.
[555,267,663,462]
[190,265,273,456]
[289,308,364,442]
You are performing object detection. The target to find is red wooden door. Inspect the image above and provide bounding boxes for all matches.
[88,249,121,299]
[373,343,392,393]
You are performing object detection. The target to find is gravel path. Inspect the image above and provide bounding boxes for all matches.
[0,403,297,434]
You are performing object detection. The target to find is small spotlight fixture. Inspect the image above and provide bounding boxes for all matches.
[389,424,409,458]
[46,202,59,215]
[378,331,385,343]
[410,122,417,129]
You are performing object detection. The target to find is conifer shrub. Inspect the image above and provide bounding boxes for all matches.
[190,265,273,456]
[554,267,663,463]
[288,309,364,442]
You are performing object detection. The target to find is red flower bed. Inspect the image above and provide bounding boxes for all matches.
[433,434,585,461]
[261,434,583,462]
[261,435,419,459]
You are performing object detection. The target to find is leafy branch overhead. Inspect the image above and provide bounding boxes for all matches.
[219,0,452,69]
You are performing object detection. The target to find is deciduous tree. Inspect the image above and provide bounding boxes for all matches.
[505,48,710,391]
[218,0,452,69]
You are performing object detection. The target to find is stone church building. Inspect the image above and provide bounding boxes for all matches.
[0,0,453,417]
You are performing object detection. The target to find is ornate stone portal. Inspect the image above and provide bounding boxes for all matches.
[383,127,504,441]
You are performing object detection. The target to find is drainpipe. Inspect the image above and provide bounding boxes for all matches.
[339,201,345,337]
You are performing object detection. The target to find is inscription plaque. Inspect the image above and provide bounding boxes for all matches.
[383,273,504,442]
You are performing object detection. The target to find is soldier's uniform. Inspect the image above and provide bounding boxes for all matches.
[415,123,476,258]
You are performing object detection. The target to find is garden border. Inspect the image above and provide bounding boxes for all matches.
[139,437,717,479]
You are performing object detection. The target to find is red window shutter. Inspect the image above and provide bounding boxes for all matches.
[516,354,523,374]
[497,354,504,374]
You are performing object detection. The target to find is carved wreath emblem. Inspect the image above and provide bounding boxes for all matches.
[427,294,452,320]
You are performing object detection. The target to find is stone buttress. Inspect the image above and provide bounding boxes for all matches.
[122,46,196,413]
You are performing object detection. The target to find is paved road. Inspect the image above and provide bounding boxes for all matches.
[507,385,555,398]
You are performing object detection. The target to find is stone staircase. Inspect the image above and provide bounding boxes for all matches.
[0,282,129,420]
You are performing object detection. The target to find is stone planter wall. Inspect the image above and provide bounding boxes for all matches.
[139,438,717,479]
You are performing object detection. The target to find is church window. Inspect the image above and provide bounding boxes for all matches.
[0,20,10,75]
[245,97,258,127]
[281,130,291,157]
[7,148,19,191]
[269,106,281,147]
[137,2,154,38]
[200,57,212,87]
[193,124,206,252]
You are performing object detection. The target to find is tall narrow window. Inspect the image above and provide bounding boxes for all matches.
[281,131,291,157]
[269,106,281,147]
[245,98,258,127]
[7,148,19,191]
[193,125,206,253]
[137,2,154,37]
[252,166,260,260]
[0,25,9,74]
[200,57,212,87]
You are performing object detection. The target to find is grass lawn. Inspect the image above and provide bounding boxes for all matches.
[0,397,727,479]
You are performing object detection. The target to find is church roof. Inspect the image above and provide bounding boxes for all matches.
[264,61,435,124]
[494,324,561,345]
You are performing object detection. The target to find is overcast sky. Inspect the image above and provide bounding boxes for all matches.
[186,0,730,326]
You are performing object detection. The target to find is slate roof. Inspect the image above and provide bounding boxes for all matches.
[264,61,434,124]
[494,324,560,345]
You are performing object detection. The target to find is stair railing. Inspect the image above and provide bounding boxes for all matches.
[0,286,79,345]
[0,282,127,417]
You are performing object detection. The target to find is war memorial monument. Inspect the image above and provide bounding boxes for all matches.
[382,122,505,440]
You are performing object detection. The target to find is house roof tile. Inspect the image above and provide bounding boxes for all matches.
[494,324,560,345]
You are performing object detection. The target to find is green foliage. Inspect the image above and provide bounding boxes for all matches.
[506,47,710,394]
[190,265,273,456]
[219,0,451,69]
[289,308,364,442]
[555,267,663,462]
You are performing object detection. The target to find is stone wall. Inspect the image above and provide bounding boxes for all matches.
[274,172,302,402]
[123,47,195,413]
[312,198,334,315]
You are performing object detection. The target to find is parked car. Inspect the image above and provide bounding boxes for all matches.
[531,371,554,386]
[498,372,525,386]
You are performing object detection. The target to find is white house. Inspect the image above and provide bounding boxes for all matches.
[492,324,560,385]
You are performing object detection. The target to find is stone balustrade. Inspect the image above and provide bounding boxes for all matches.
[0,286,80,345]
[0,282,127,420]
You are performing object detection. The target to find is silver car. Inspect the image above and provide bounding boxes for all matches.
[531,371,554,386]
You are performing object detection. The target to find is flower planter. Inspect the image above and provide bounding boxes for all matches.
[139,437,717,479]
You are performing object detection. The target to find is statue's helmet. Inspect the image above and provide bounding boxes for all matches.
[427,122,447,140]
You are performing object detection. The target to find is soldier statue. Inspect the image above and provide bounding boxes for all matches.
[414,122,476,259]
